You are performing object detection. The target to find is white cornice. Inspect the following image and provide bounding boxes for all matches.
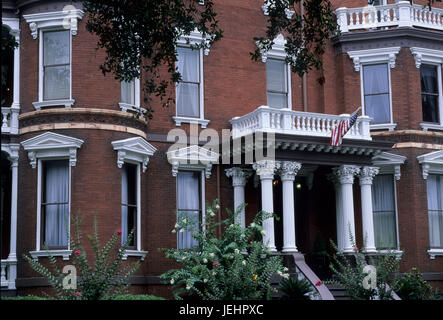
[257,33,288,63]
[167,145,219,178]
[372,152,406,180]
[347,47,401,72]
[2,18,20,37]
[111,137,157,173]
[410,47,443,69]
[23,9,84,39]
[417,150,443,179]
[177,29,212,56]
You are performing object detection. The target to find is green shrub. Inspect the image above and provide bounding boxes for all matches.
[1,295,53,300]
[111,294,165,300]
[160,200,288,300]
[279,277,312,300]
[23,214,140,300]
[393,267,433,300]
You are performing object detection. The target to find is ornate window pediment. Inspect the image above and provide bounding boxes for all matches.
[21,132,84,168]
[257,33,288,63]
[347,47,401,72]
[167,145,219,178]
[417,150,443,180]
[111,137,157,173]
[410,47,443,69]
[372,152,406,180]
[177,29,212,56]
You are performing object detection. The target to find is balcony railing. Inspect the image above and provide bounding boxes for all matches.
[1,259,16,289]
[230,106,372,141]
[1,107,19,135]
[336,1,443,33]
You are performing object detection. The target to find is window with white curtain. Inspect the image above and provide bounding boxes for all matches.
[362,63,391,124]
[420,64,441,124]
[121,162,137,248]
[177,170,201,249]
[43,30,70,100]
[41,159,69,248]
[266,58,288,109]
[426,175,443,248]
[121,80,136,106]
[372,174,398,249]
[176,47,200,118]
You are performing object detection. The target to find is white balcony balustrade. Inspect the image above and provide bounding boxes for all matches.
[1,259,16,289]
[1,107,19,135]
[230,106,371,141]
[336,1,443,33]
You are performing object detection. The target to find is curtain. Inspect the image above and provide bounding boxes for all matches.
[44,160,69,247]
[427,175,443,248]
[176,47,199,117]
[121,80,135,105]
[266,59,287,108]
[420,64,439,123]
[43,30,70,100]
[177,171,200,249]
[363,64,390,124]
[372,174,397,249]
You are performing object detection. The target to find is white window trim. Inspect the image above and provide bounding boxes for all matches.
[119,78,146,114]
[167,145,219,178]
[174,30,211,128]
[261,1,295,19]
[257,34,292,110]
[21,132,83,258]
[417,150,443,180]
[411,47,443,130]
[428,249,443,259]
[348,47,400,131]
[24,10,83,110]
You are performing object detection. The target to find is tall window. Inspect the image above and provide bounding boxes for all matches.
[121,163,137,247]
[41,160,69,248]
[427,175,443,248]
[362,63,391,124]
[421,64,440,124]
[177,171,201,249]
[121,80,136,106]
[176,47,200,118]
[266,58,288,109]
[43,30,70,100]
[372,174,398,249]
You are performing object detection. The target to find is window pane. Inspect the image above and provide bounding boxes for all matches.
[176,82,199,117]
[421,64,438,95]
[177,171,200,249]
[44,31,70,66]
[177,47,199,83]
[267,92,287,109]
[121,163,137,246]
[363,64,389,95]
[427,175,443,248]
[372,175,397,249]
[364,93,390,123]
[266,59,287,93]
[422,94,439,123]
[121,80,135,105]
[44,65,70,100]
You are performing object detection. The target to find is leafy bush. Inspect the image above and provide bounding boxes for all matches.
[160,200,288,300]
[1,295,53,300]
[279,277,312,300]
[393,267,433,300]
[111,294,165,300]
[23,214,140,300]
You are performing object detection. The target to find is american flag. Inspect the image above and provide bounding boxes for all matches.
[330,107,361,147]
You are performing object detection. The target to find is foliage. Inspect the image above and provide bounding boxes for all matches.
[279,277,311,300]
[393,267,433,300]
[110,294,165,300]
[23,214,140,300]
[1,295,53,300]
[251,0,338,80]
[83,0,222,118]
[160,199,288,300]
[328,229,400,300]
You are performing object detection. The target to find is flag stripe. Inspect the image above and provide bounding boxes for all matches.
[330,108,360,147]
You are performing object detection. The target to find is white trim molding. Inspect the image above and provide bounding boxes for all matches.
[23,8,84,39]
[121,249,148,261]
[347,47,401,72]
[29,250,72,261]
[172,116,210,128]
[33,99,75,110]
[21,132,84,168]
[261,0,295,19]
[410,47,443,69]
[111,137,157,173]
[428,249,443,259]
[417,150,443,180]
[372,152,407,180]
[257,33,288,63]
[177,29,212,56]
[167,145,219,178]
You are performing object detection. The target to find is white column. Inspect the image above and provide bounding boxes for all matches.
[7,149,19,290]
[11,32,20,135]
[332,165,360,253]
[253,160,278,252]
[280,161,301,253]
[225,167,252,228]
[359,166,379,253]
[328,173,344,252]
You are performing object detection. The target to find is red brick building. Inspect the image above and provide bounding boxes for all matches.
[1,0,443,298]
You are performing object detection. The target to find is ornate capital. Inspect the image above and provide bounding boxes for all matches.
[253,160,279,180]
[332,165,360,184]
[358,166,379,185]
[225,167,253,187]
[279,161,302,181]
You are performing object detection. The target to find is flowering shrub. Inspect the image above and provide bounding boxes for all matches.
[23,214,140,300]
[393,267,433,300]
[160,199,288,300]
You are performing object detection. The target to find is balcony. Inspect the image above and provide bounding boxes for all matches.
[336,1,443,33]
[1,107,19,135]
[230,106,371,141]
[1,259,16,290]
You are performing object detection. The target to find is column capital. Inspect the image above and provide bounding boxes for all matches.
[359,166,379,185]
[253,160,279,180]
[225,167,253,187]
[332,165,360,184]
[279,161,302,181]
